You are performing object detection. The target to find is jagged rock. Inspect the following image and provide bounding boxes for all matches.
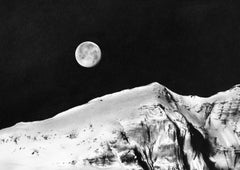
[0,82,239,170]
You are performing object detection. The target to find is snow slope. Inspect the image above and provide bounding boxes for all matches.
[0,82,240,170]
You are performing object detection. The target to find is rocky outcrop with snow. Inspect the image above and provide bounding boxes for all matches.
[0,82,240,170]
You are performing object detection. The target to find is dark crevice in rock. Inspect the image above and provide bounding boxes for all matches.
[157,103,165,111]
[120,151,137,164]
[147,146,154,169]
[120,131,130,143]
[133,147,152,170]
[163,88,176,103]
[166,114,190,170]
[196,102,215,119]
[188,123,218,170]
[140,121,151,144]
[234,152,240,167]
[84,153,115,166]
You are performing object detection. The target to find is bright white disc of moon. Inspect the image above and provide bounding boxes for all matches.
[75,41,101,68]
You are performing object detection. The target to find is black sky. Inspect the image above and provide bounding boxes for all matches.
[0,0,240,128]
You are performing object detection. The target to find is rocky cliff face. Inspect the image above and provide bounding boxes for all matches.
[0,82,239,170]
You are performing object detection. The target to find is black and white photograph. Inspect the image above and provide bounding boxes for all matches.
[0,0,240,169]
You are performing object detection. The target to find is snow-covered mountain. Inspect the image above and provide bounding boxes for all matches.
[0,82,240,170]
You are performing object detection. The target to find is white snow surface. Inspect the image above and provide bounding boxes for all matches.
[0,82,240,170]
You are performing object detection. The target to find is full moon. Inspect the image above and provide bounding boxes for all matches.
[75,41,101,68]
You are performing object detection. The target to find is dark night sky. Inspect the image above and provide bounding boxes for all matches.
[0,0,240,129]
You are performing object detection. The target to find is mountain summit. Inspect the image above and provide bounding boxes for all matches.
[0,82,240,170]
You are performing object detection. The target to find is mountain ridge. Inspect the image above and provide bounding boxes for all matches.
[0,82,240,170]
